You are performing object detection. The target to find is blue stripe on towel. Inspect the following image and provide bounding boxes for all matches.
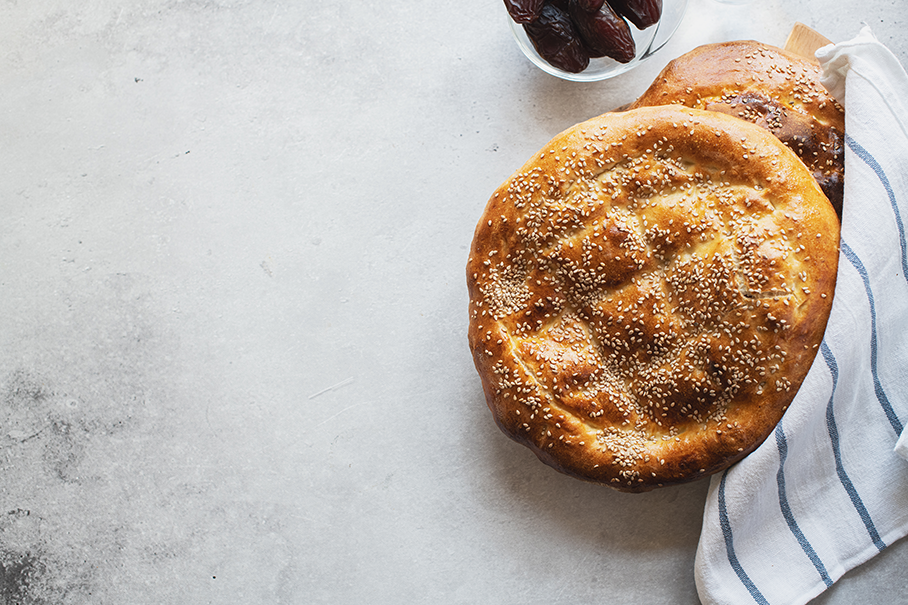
[774,424,834,586]
[840,240,905,435]
[719,470,770,604]
[820,342,887,552]
[845,134,908,281]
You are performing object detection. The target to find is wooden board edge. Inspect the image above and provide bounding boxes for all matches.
[784,22,833,63]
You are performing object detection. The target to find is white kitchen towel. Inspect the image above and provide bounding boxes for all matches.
[694,26,908,605]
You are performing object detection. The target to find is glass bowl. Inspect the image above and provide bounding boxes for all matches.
[509,0,689,82]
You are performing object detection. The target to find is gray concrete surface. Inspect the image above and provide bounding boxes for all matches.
[0,0,905,602]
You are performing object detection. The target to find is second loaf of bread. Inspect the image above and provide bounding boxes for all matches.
[630,40,845,216]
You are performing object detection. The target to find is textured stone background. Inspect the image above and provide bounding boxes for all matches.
[0,0,905,603]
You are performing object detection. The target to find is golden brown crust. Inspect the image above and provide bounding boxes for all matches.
[467,106,839,492]
[630,40,845,216]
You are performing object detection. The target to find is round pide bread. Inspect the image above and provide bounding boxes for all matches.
[629,40,846,216]
[466,105,839,492]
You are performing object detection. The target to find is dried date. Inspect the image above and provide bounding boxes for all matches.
[503,0,545,24]
[574,0,606,13]
[569,0,636,63]
[606,0,662,29]
[524,3,591,73]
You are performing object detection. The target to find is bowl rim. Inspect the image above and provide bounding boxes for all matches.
[509,0,689,82]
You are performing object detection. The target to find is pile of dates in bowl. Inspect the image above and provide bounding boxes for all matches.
[506,0,683,80]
